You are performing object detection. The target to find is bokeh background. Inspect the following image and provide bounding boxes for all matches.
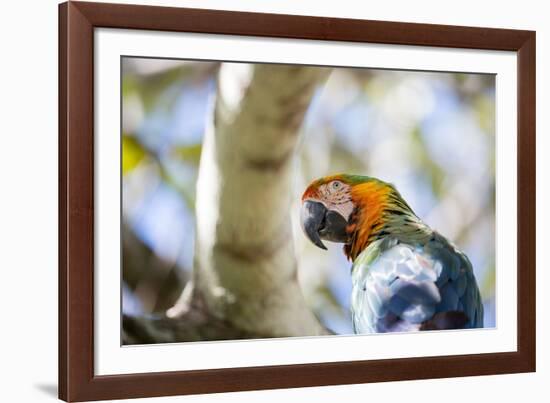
[122,57,496,335]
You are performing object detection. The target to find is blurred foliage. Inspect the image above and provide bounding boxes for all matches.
[122,135,147,174]
[121,57,496,333]
[172,144,203,166]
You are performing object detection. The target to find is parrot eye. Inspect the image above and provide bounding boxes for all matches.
[331,181,342,191]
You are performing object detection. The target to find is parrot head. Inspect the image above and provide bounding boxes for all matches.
[300,174,418,260]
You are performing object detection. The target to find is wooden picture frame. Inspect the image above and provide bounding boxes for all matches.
[59,1,536,401]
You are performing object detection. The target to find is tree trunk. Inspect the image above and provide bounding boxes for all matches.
[124,63,330,344]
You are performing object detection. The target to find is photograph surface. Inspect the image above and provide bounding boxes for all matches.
[121,57,495,344]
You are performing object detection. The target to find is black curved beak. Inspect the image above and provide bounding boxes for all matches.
[301,200,328,250]
[301,200,349,251]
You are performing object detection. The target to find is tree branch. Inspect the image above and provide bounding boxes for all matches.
[124,63,331,343]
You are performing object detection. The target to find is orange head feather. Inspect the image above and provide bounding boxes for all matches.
[301,174,418,261]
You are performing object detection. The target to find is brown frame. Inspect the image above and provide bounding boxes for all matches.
[59,1,536,401]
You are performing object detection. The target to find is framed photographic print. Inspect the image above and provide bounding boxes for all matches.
[59,1,536,401]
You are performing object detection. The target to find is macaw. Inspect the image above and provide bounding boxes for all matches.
[300,174,483,333]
